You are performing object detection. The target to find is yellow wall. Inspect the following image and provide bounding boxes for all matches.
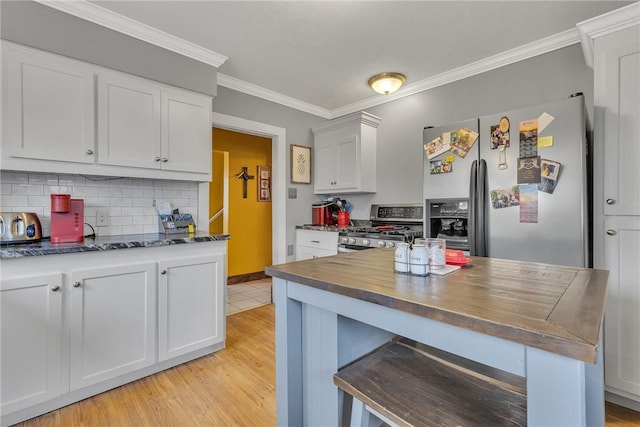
[211,128,272,277]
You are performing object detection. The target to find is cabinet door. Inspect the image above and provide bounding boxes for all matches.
[314,143,337,193]
[161,89,212,174]
[597,26,640,216]
[1,274,64,413]
[334,135,359,190]
[69,263,156,390]
[158,255,224,361]
[3,45,95,163]
[604,216,640,398]
[97,72,161,169]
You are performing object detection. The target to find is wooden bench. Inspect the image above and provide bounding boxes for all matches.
[333,337,527,427]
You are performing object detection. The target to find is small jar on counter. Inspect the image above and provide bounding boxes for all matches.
[394,242,410,274]
[409,244,430,276]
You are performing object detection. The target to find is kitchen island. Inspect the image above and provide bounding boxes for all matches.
[266,249,609,426]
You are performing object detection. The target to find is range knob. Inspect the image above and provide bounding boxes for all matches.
[348,238,356,244]
[341,237,349,244]
[362,239,370,246]
[377,241,386,248]
[387,242,396,248]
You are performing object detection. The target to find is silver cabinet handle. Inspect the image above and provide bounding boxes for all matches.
[51,285,61,292]
[606,199,616,205]
[154,156,161,162]
[606,229,617,236]
[160,270,167,275]
[73,281,82,288]
[161,157,168,163]
[86,149,94,155]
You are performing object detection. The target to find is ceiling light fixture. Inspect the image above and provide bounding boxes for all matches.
[368,72,406,95]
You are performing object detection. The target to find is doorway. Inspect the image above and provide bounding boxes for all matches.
[211,129,272,282]
[198,113,287,268]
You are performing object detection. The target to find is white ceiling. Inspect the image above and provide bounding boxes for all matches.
[86,1,632,116]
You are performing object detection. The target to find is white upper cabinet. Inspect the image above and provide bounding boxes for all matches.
[98,72,162,169]
[595,25,640,216]
[312,112,381,194]
[1,41,212,181]
[2,43,95,164]
[161,89,212,174]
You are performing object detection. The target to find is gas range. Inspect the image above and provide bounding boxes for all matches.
[338,204,423,252]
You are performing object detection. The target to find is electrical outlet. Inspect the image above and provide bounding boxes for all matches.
[288,188,297,199]
[97,209,109,226]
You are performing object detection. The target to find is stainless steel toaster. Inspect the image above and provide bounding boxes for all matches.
[0,212,43,243]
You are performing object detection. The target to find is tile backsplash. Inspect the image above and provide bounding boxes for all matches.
[1,171,199,237]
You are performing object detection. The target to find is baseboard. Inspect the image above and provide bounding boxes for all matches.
[606,390,640,412]
[227,271,269,285]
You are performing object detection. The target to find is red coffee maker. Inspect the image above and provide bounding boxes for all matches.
[50,194,84,243]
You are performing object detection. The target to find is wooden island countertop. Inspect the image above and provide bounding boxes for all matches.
[267,249,608,364]
[266,249,609,426]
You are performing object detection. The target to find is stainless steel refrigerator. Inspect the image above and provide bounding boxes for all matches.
[423,95,590,267]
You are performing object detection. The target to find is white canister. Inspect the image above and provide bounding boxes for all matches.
[394,242,410,273]
[409,244,429,276]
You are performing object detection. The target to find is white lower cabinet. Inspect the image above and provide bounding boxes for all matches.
[0,242,226,426]
[1,274,64,414]
[295,229,338,261]
[69,263,157,390]
[158,254,224,361]
[604,216,640,401]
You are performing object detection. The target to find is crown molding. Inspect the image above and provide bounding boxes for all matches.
[33,0,228,68]
[577,2,640,68]
[217,73,331,119]
[330,28,581,118]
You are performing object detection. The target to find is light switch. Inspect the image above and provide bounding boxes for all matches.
[288,188,297,199]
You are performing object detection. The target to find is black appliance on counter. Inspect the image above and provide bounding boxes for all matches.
[337,204,423,253]
[425,198,469,252]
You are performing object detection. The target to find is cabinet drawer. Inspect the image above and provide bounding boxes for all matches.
[296,229,338,251]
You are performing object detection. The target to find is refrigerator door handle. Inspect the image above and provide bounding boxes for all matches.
[476,159,488,257]
[469,160,477,256]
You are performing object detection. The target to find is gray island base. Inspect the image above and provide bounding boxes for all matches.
[266,249,609,426]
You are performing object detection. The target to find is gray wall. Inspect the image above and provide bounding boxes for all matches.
[0,0,217,96]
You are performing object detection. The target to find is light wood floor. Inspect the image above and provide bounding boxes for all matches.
[13,303,640,426]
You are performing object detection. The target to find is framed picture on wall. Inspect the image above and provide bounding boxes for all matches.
[290,144,311,184]
[257,165,271,202]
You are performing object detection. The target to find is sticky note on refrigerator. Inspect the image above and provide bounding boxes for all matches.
[538,112,554,133]
[445,155,455,162]
[538,136,553,148]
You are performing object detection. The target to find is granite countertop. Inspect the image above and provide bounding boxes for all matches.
[1,232,230,259]
[266,249,609,363]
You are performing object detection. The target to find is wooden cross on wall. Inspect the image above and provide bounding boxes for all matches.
[234,167,255,198]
